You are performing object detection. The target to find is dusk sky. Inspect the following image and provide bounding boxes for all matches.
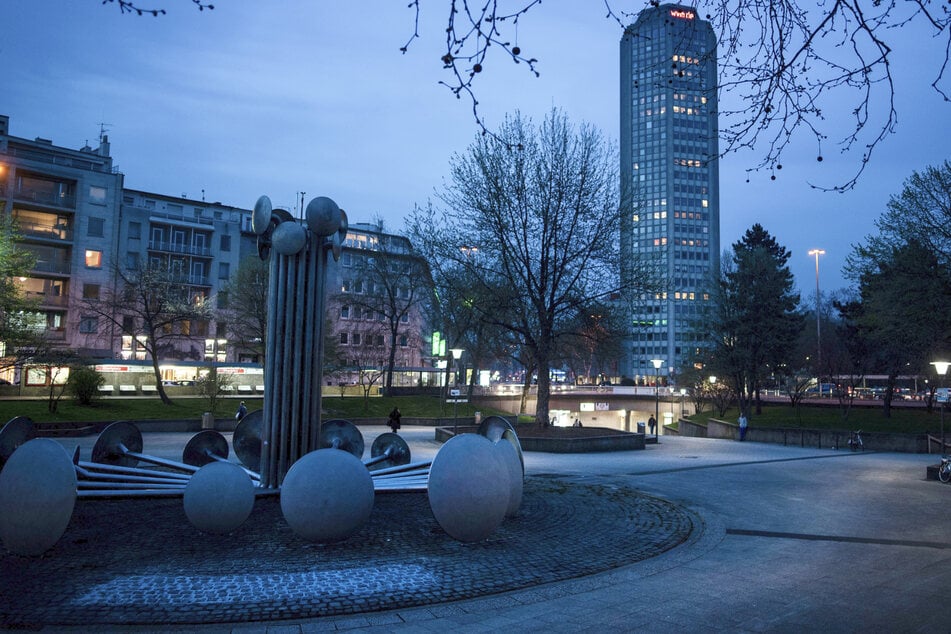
[6,2,950,295]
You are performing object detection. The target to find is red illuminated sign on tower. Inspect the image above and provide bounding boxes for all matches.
[669,9,695,20]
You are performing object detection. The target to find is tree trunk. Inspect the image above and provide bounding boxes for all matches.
[151,357,171,405]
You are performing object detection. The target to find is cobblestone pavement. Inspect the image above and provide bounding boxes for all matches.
[0,474,694,628]
[5,428,951,632]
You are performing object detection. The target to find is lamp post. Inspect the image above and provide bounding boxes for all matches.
[650,358,664,440]
[680,387,687,416]
[808,249,825,395]
[932,361,950,454]
[450,348,464,435]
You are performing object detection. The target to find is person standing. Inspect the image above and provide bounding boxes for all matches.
[648,414,657,435]
[738,412,748,441]
[235,401,248,420]
[387,407,402,434]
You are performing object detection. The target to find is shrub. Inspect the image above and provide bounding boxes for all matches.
[67,366,105,406]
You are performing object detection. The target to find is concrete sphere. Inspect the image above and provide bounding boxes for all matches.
[304,196,341,237]
[271,221,308,255]
[428,434,509,542]
[0,439,77,556]
[183,462,255,534]
[496,439,523,518]
[280,449,374,542]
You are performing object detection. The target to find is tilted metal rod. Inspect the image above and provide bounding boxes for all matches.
[76,460,192,481]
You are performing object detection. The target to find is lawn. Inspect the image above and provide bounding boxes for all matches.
[692,402,944,434]
[0,394,496,426]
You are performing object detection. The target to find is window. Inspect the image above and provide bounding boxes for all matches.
[218,262,230,279]
[85,250,102,268]
[128,222,141,239]
[122,315,135,332]
[351,333,361,346]
[339,332,349,345]
[220,234,231,252]
[399,335,408,347]
[125,252,139,270]
[88,217,104,237]
[79,316,98,333]
[340,305,350,319]
[89,186,107,205]
[400,313,409,323]
[217,291,229,309]
[82,284,100,299]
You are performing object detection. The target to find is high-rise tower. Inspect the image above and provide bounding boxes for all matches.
[619,4,720,383]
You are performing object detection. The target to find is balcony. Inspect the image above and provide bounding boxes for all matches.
[171,273,211,287]
[25,292,69,308]
[148,240,213,258]
[13,186,76,210]
[30,259,71,276]
[15,219,73,243]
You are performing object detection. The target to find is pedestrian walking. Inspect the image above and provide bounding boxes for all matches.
[648,415,657,435]
[235,401,248,420]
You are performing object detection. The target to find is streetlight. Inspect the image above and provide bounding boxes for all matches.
[808,249,825,395]
[450,348,464,435]
[680,387,687,416]
[650,358,664,440]
[931,361,949,454]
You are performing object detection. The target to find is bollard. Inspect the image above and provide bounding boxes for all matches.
[201,412,215,430]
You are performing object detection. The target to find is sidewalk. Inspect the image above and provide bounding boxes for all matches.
[4,429,951,632]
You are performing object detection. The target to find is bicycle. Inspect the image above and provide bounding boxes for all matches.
[848,430,864,452]
[938,457,951,483]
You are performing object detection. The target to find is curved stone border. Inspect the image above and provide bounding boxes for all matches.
[0,476,695,627]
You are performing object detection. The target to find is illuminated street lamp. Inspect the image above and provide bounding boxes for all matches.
[650,358,664,440]
[931,361,950,454]
[450,348,465,435]
[808,249,825,395]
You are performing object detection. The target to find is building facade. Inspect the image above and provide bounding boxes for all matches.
[619,4,720,383]
[0,114,124,359]
[324,222,432,388]
[0,114,431,389]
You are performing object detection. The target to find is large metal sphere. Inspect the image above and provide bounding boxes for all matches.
[496,438,523,518]
[304,196,341,237]
[280,449,374,542]
[0,439,77,556]
[427,434,509,542]
[183,462,255,534]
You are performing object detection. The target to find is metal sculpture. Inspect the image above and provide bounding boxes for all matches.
[251,194,348,488]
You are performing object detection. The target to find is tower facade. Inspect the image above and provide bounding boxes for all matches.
[619,4,720,383]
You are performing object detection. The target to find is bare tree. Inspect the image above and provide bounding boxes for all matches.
[410,109,649,427]
[219,255,269,364]
[83,262,213,404]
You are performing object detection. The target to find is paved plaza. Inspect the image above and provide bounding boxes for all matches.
[2,427,951,632]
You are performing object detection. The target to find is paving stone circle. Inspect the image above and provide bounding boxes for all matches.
[0,476,694,627]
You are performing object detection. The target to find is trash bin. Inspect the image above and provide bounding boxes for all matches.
[201,412,215,430]
[637,422,646,434]
[474,411,482,426]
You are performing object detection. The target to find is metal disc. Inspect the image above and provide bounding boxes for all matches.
[320,419,364,459]
[91,421,143,467]
[337,208,349,241]
[271,221,308,255]
[478,416,524,475]
[182,430,229,467]
[251,195,273,235]
[331,231,343,262]
[304,196,341,237]
[232,409,262,472]
[0,416,36,469]
[369,432,411,471]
